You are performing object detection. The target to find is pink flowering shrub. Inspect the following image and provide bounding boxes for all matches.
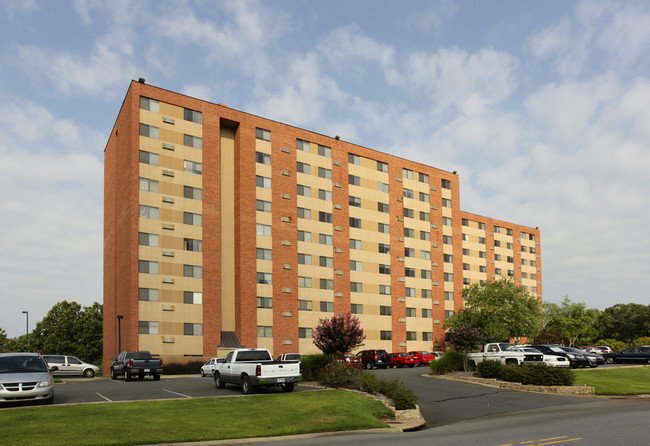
[320,360,362,388]
[312,312,366,355]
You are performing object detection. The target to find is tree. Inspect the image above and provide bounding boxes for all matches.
[448,324,485,372]
[541,297,600,346]
[445,278,542,342]
[312,312,366,355]
[597,304,650,344]
[31,300,103,364]
[0,328,7,350]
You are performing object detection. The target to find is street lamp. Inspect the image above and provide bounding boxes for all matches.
[117,315,123,353]
[22,311,29,351]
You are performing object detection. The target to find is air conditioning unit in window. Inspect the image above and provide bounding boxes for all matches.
[162,337,175,343]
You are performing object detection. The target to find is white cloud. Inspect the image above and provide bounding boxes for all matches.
[2,0,37,19]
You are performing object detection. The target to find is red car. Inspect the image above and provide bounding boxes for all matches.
[408,351,435,366]
[337,353,362,367]
[389,352,419,368]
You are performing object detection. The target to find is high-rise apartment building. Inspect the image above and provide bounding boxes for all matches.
[103,80,542,369]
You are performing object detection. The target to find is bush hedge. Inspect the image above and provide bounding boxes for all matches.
[163,360,204,375]
[377,378,419,410]
[429,351,463,375]
[300,354,332,381]
[477,359,502,378]
[500,363,575,386]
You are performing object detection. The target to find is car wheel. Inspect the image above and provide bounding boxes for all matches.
[241,376,252,394]
[396,362,403,368]
[605,357,614,364]
[83,368,95,378]
[153,374,161,381]
[124,371,130,381]
[111,369,117,380]
[214,372,225,389]
[365,362,373,370]
[281,383,295,392]
[408,364,415,368]
[201,370,205,377]
[647,358,650,365]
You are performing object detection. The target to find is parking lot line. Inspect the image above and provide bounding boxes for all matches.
[96,393,112,402]
[162,389,192,398]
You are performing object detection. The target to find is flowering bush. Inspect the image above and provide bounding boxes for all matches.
[448,324,485,372]
[312,312,366,355]
[320,360,362,388]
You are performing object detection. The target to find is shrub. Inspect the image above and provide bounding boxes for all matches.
[477,360,502,378]
[595,339,627,352]
[521,364,575,386]
[320,360,362,388]
[500,363,526,383]
[632,337,650,347]
[429,351,463,375]
[360,371,379,393]
[163,360,203,375]
[377,378,418,410]
[301,354,332,381]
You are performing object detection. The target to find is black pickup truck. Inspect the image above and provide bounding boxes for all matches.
[110,351,163,381]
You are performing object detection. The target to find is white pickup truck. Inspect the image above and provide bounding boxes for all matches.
[468,343,543,367]
[213,348,302,394]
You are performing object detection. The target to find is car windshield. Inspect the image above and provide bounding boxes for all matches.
[548,346,566,353]
[0,355,48,373]
[500,344,518,351]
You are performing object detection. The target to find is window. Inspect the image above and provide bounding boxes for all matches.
[185,238,202,252]
[256,297,272,309]
[494,240,501,247]
[350,260,362,271]
[139,288,159,302]
[380,306,392,316]
[419,172,429,183]
[298,300,312,311]
[444,272,453,282]
[377,182,389,193]
[444,254,453,263]
[405,267,415,277]
[184,185,202,200]
[298,207,311,219]
[404,208,414,219]
[463,277,471,285]
[319,233,333,245]
[507,256,514,263]
[442,198,451,208]
[420,211,430,222]
[479,251,486,259]
[379,285,391,295]
[139,321,159,335]
[522,258,528,266]
[494,226,501,234]
[419,192,429,203]
[257,224,272,236]
[350,239,362,250]
[462,233,470,242]
[139,205,159,220]
[184,134,202,149]
[184,264,202,278]
[349,174,360,186]
[297,184,311,197]
[507,242,513,249]
[319,211,332,223]
[256,152,271,165]
[377,202,389,213]
[320,279,333,290]
[257,326,272,337]
[463,263,470,271]
[420,231,430,241]
[377,161,388,172]
[350,282,363,292]
[380,331,392,340]
[421,269,431,279]
[378,243,390,254]
[508,270,514,277]
[184,291,202,304]
[140,97,159,112]
[140,150,159,166]
[318,145,331,158]
[441,179,451,189]
[318,167,332,179]
[139,123,159,139]
[405,287,416,297]
[530,247,536,254]
[350,217,362,228]
[443,235,452,244]
[349,196,361,207]
[378,223,390,233]
[421,289,432,299]
[298,276,312,288]
[320,301,334,312]
[445,310,455,319]
[379,264,391,274]
[139,232,159,247]
[298,253,312,265]
[256,248,272,260]
[318,189,332,201]
[403,188,413,199]
[256,128,271,141]
[422,332,433,341]
[404,228,415,238]
[479,222,486,230]
[319,256,333,268]
[495,268,502,275]
[296,139,310,151]
[422,309,432,318]
[445,291,454,301]
[256,200,271,213]
[297,161,310,174]
[257,272,272,284]
[184,160,202,174]
[406,308,416,317]
[402,168,413,179]
[478,237,486,244]
[479,265,487,273]
[184,108,202,124]
[348,154,360,165]
[522,272,528,279]
[531,260,536,267]
[184,212,202,226]
[299,327,313,338]
[351,303,363,314]
[405,247,415,257]
[421,250,431,260]
[139,260,158,274]
[298,230,311,242]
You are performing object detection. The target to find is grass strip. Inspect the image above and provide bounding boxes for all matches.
[2,390,392,446]
[573,366,650,395]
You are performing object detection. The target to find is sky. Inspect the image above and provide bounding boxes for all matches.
[1,0,649,338]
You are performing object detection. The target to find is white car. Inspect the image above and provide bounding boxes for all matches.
[43,355,100,378]
[0,353,56,404]
[517,347,570,367]
[201,357,224,377]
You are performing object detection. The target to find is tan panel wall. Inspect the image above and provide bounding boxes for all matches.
[221,128,236,331]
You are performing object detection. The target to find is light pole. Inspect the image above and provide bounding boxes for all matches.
[22,311,29,351]
[117,315,123,353]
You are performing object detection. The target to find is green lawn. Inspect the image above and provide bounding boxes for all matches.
[573,366,650,395]
[2,390,393,446]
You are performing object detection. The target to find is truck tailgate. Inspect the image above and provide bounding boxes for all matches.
[259,362,300,378]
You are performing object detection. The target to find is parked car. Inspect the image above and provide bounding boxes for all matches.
[42,355,100,378]
[0,353,56,405]
[469,343,543,367]
[110,351,163,381]
[201,357,224,377]
[275,353,302,362]
[579,346,603,354]
[603,346,650,364]
[430,351,445,360]
[559,346,602,368]
[529,345,589,368]
[408,351,435,366]
[336,353,362,367]
[598,346,613,354]
[389,352,419,368]
[357,349,390,369]
[516,347,569,367]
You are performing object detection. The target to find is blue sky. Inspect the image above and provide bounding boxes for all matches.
[1,0,649,338]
